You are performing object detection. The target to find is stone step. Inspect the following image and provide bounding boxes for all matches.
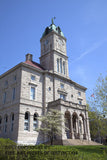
[62,139,102,146]
[44,139,102,146]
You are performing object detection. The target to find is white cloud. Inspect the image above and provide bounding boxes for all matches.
[72,39,107,63]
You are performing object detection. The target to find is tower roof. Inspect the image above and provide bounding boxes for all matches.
[42,21,64,38]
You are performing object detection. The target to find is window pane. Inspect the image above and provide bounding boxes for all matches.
[63,61,65,75]
[57,59,59,72]
[5,116,8,122]
[11,123,14,131]
[60,94,65,100]
[12,114,14,121]
[78,92,81,96]
[3,92,6,104]
[25,112,29,120]
[0,117,2,124]
[30,87,35,100]
[60,84,64,89]
[60,58,62,73]
[31,75,35,80]
[79,101,82,105]
[24,122,29,130]
[12,88,15,100]
[33,113,38,130]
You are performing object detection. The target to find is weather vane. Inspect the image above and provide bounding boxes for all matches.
[51,17,56,24]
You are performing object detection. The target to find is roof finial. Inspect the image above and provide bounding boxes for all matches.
[51,17,56,24]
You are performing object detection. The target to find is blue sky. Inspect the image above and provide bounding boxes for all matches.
[0,0,107,101]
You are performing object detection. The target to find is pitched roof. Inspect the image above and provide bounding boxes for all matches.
[24,60,45,71]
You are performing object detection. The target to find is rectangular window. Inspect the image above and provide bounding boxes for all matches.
[60,83,64,89]
[5,81,8,87]
[57,59,59,72]
[24,121,29,130]
[63,61,65,75]
[14,75,16,81]
[30,87,35,100]
[79,100,82,105]
[11,123,14,132]
[78,92,81,96]
[60,94,66,100]
[3,92,6,104]
[60,58,62,73]
[31,75,35,81]
[12,88,15,100]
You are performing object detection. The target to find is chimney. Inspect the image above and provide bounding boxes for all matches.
[26,53,33,61]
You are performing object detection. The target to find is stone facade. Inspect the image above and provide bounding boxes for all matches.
[0,22,91,145]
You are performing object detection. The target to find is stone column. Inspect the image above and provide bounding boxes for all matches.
[71,115,74,139]
[81,120,84,139]
[43,74,46,115]
[83,119,87,139]
[77,119,80,139]
[76,119,78,139]
[86,112,91,141]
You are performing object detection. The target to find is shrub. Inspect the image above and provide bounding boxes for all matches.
[0,138,16,160]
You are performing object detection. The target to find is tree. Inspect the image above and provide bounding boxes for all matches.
[36,109,68,145]
[87,74,107,143]
[88,106,107,143]
[93,74,107,115]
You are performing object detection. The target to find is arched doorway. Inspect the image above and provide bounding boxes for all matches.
[79,114,86,139]
[72,112,78,139]
[65,111,71,139]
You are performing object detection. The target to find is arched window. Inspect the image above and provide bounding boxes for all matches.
[0,116,2,133]
[33,113,38,131]
[60,58,62,73]
[57,58,59,72]
[4,115,8,133]
[11,113,14,132]
[63,61,65,75]
[24,112,30,131]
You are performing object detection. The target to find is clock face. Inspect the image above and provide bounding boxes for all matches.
[42,39,50,54]
[56,38,65,53]
[58,39,64,46]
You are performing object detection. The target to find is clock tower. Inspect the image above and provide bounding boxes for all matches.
[40,21,69,77]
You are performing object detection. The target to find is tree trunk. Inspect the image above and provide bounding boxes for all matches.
[50,136,53,145]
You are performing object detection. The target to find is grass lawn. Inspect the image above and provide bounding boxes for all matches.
[16,145,107,160]
[0,142,107,160]
[72,145,107,160]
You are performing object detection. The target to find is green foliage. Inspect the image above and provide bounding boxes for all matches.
[88,106,107,142]
[0,138,16,160]
[0,141,107,160]
[87,74,107,143]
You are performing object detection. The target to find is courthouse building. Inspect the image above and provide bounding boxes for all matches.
[0,21,91,145]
